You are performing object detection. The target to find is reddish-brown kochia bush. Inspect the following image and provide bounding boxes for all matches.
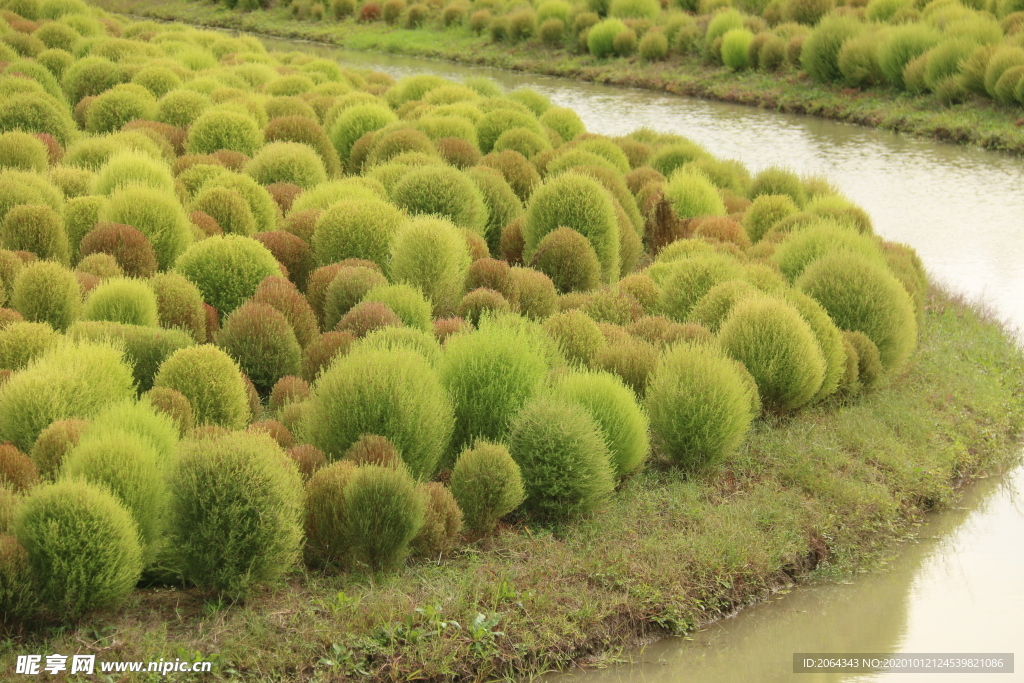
[216,302,303,394]
[280,209,320,244]
[0,441,38,492]
[301,331,354,382]
[78,222,158,279]
[269,375,311,415]
[335,300,402,338]
[254,232,315,293]
[466,258,518,306]
[265,182,303,216]
[433,316,471,343]
[188,210,223,238]
[248,419,295,449]
[286,443,326,480]
[344,433,404,469]
[458,288,510,326]
[252,276,319,347]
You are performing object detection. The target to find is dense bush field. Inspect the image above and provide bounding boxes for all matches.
[195,0,1024,109]
[0,5,929,626]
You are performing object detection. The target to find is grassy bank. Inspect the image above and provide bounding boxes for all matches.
[90,0,1024,155]
[4,287,1022,681]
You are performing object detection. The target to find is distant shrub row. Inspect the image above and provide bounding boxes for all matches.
[247,0,1024,108]
[0,8,925,628]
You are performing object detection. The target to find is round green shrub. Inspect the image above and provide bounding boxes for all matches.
[587,18,628,58]
[390,165,488,235]
[475,109,544,155]
[801,15,864,84]
[156,89,210,129]
[362,283,433,332]
[68,320,196,393]
[244,141,327,190]
[264,115,342,178]
[718,295,826,411]
[201,171,280,235]
[639,27,669,61]
[330,103,398,166]
[12,260,80,332]
[493,127,551,159]
[878,23,941,89]
[174,235,282,315]
[772,221,882,281]
[539,107,585,143]
[687,279,758,332]
[341,464,424,571]
[440,316,549,454]
[838,33,883,88]
[410,481,463,559]
[539,17,566,44]
[658,253,744,322]
[323,265,389,330]
[152,344,250,430]
[132,66,182,99]
[743,194,798,243]
[216,302,302,394]
[523,173,619,284]
[149,272,206,342]
[167,431,302,599]
[269,375,311,416]
[0,93,76,147]
[983,46,1024,98]
[61,428,166,562]
[465,166,523,254]
[388,216,471,317]
[93,150,175,196]
[186,109,263,156]
[0,535,38,623]
[365,128,437,169]
[844,329,883,390]
[797,252,917,373]
[86,84,157,135]
[646,341,755,469]
[779,287,845,402]
[15,480,142,616]
[0,131,49,173]
[312,199,405,270]
[303,459,357,566]
[748,165,806,207]
[664,168,727,220]
[301,348,453,477]
[82,277,159,327]
[0,203,70,265]
[508,397,614,520]
[356,326,442,366]
[542,308,606,367]
[552,369,649,479]
[721,28,755,70]
[99,185,193,270]
[0,321,60,371]
[449,440,523,536]
[191,186,255,237]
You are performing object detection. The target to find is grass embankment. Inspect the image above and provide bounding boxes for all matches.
[91,0,1024,155]
[4,287,1022,682]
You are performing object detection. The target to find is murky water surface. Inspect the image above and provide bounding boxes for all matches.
[265,39,1024,680]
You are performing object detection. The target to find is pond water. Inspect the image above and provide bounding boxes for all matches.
[266,38,1024,681]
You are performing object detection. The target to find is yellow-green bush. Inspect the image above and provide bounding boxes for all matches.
[152,344,250,430]
[82,277,159,327]
[174,235,282,315]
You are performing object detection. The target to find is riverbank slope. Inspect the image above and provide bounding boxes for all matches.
[91,0,1024,156]
[4,287,1022,681]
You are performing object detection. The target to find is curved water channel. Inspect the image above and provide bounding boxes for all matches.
[267,38,1024,680]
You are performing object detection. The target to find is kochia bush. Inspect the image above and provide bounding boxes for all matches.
[301,348,454,478]
[313,199,406,270]
[391,165,488,236]
[551,369,649,479]
[523,172,620,284]
[508,397,615,520]
[646,342,755,470]
[449,440,524,536]
[216,302,303,394]
[244,141,328,190]
[342,464,425,571]
[174,235,282,315]
[15,480,142,616]
[388,216,471,317]
[0,204,70,265]
[166,432,303,599]
[718,296,826,411]
[12,260,81,332]
[82,277,159,327]
[440,316,549,455]
[187,109,263,156]
[99,185,193,270]
[152,345,250,430]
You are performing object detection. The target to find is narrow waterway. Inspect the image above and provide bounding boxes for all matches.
[268,38,1024,679]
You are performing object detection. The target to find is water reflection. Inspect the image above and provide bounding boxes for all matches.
[264,39,1024,335]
